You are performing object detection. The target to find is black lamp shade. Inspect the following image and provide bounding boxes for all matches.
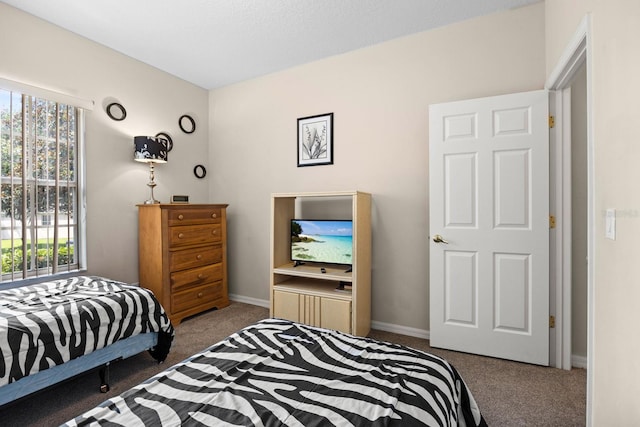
[134,136,168,163]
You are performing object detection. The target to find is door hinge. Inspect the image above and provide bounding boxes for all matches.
[549,215,556,229]
[549,315,556,328]
[549,115,555,128]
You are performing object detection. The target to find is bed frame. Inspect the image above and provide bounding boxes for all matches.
[0,331,158,407]
[0,275,168,407]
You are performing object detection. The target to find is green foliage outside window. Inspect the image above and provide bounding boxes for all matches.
[0,97,76,222]
[1,243,74,273]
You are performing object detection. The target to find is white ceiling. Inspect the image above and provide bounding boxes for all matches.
[2,0,541,90]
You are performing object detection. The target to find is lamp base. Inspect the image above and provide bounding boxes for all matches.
[143,162,161,204]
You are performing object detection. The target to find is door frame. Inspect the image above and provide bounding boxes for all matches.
[545,13,593,425]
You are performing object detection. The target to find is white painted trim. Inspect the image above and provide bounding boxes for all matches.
[227,294,589,372]
[545,18,588,91]
[219,293,592,371]
[77,109,88,269]
[549,87,574,371]
[229,294,270,308]
[585,20,595,427]
[561,88,574,371]
[545,13,593,427]
[548,89,561,368]
[572,354,588,370]
[371,320,429,340]
[0,76,95,110]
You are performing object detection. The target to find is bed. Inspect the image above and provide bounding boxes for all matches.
[65,318,486,426]
[0,275,174,406]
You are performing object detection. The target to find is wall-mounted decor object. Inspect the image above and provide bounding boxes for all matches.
[193,164,207,179]
[297,113,333,167]
[155,132,173,152]
[106,102,127,121]
[179,114,196,134]
[134,136,168,204]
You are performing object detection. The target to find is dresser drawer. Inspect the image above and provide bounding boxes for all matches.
[172,281,223,314]
[139,203,228,325]
[168,208,222,226]
[169,224,221,248]
[170,264,222,292]
[170,245,222,272]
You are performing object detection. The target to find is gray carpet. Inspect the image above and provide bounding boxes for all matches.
[0,302,586,426]
[369,330,586,426]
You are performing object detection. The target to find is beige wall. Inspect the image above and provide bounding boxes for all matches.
[210,3,546,330]
[0,3,210,283]
[9,0,639,422]
[546,0,640,423]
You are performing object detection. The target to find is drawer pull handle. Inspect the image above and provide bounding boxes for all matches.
[178,233,184,239]
[198,273,204,279]
[197,292,203,298]
[212,230,217,235]
[178,214,184,220]
[211,213,217,218]
[196,254,202,260]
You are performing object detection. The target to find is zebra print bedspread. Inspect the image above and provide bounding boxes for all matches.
[0,275,174,388]
[66,318,486,426]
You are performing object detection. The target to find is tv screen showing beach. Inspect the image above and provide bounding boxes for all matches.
[291,220,353,265]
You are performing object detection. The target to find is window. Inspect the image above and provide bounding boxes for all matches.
[0,89,85,282]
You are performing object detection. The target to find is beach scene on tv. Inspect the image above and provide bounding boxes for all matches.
[291,220,353,265]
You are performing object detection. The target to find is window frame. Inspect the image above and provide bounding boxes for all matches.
[0,89,87,284]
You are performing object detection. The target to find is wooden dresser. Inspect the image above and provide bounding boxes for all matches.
[138,204,229,324]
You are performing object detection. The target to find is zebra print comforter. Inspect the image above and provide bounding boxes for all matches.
[0,275,174,388]
[66,318,486,426]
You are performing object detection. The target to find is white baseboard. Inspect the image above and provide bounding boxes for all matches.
[371,320,587,369]
[571,354,588,369]
[217,293,588,369]
[229,294,270,308]
[228,294,429,339]
[371,320,430,339]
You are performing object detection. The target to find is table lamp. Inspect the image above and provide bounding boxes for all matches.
[134,136,168,204]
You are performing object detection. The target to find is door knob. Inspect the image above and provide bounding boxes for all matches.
[432,234,449,244]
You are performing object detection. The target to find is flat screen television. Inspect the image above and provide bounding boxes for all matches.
[291,219,353,266]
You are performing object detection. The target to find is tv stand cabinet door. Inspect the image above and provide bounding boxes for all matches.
[273,290,300,323]
[320,298,351,333]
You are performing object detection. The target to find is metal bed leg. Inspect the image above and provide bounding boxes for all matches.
[99,362,110,393]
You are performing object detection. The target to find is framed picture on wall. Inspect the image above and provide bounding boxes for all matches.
[297,113,333,167]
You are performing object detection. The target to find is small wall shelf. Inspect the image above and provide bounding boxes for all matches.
[269,190,371,336]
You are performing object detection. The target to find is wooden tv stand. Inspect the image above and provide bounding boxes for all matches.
[269,191,371,336]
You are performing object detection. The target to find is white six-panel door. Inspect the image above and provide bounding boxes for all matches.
[429,90,549,365]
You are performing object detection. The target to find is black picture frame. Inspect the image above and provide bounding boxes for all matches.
[297,113,333,167]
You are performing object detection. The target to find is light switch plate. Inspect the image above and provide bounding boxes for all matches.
[605,209,616,240]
